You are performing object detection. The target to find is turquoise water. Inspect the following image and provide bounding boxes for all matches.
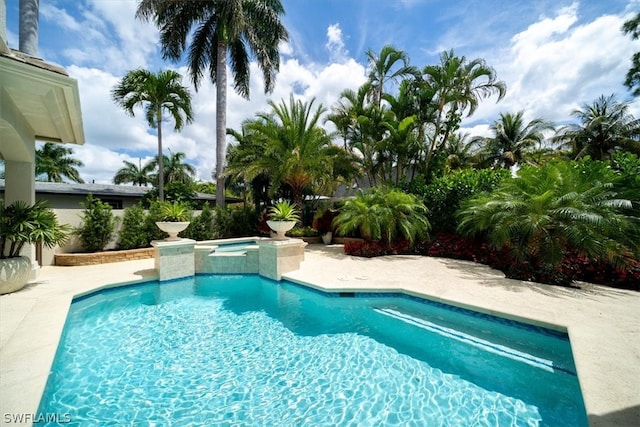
[213,241,258,252]
[37,275,587,426]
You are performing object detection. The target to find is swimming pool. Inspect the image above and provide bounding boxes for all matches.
[37,275,588,426]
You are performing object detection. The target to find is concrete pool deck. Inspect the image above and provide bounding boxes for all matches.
[1,244,638,426]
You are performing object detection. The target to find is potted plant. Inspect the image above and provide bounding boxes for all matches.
[314,208,338,244]
[267,201,300,240]
[155,201,191,241]
[0,200,69,294]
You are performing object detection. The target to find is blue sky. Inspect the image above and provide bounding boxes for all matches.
[5,0,639,183]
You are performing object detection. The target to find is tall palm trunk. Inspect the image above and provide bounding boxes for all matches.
[19,0,38,56]
[215,41,228,209]
[423,104,442,177]
[156,108,164,201]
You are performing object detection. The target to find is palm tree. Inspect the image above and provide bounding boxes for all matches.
[365,45,417,107]
[136,0,289,209]
[113,159,155,186]
[457,161,640,278]
[326,83,372,151]
[421,50,506,172]
[226,122,270,207]
[226,96,336,210]
[381,81,426,182]
[353,103,389,186]
[111,69,193,201]
[149,151,197,185]
[622,13,640,96]
[442,132,478,172]
[555,94,640,160]
[326,86,365,149]
[35,143,84,183]
[474,111,555,169]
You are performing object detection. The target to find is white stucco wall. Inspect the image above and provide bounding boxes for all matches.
[42,209,127,266]
[42,208,204,266]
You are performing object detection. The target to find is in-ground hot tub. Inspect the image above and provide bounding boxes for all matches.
[192,237,306,280]
[210,238,261,253]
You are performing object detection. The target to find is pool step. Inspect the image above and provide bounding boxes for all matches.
[373,307,558,373]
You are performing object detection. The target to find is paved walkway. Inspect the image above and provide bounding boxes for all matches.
[1,244,638,426]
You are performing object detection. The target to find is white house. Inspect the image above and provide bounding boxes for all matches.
[0,0,85,271]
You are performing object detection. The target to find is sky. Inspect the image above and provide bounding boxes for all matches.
[5,0,640,184]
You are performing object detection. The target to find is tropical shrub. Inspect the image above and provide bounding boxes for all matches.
[143,201,171,242]
[457,161,640,284]
[313,208,339,235]
[141,182,197,208]
[0,199,70,258]
[610,152,640,214]
[76,194,118,252]
[343,229,640,288]
[286,226,319,237]
[182,204,214,241]
[335,187,430,245]
[118,204,149,249]
[405,168,509,233]
[213,206,259,238]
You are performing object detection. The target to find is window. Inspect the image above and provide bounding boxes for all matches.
[100,199,123,209]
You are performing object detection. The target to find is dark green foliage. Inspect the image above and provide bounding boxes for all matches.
[76,194,118,252]
[143,201,171,242]
[287,226,319,237]
[213,206,259,238]
[334,187,430,245]
[141,182,197,208]
[0,199,70,258]
[610,152,640,214]
[117,204,150,250]
[406,168,510,233]
[457,161,640,282]
[622,13,640,96]
[313,209,339,234]
[182,205,215,241]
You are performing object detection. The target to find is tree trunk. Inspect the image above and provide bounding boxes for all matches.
[19,0,39,56]
[424,101,445,176]
[157,108,164,201]
[215,41,228,209]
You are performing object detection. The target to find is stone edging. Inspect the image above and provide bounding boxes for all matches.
[54,247,155,266]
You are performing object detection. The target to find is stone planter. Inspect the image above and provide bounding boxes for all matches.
[0,256,32,294]
[266,220,296,240]
[156,221,190,241]
[321,232,333,245]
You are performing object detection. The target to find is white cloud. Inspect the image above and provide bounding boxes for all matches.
[39,1,158,74]
[279,41,294,57]
[465,4,639,127]
[325,23,349,63]
[39,3,83,33]
[73,146,155,185]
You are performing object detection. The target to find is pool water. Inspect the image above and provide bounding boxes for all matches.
[37,275,587,426]
[213,241,258,252]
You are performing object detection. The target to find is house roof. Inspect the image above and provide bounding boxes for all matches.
[0,47,85,155]
[0,180,241,203]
